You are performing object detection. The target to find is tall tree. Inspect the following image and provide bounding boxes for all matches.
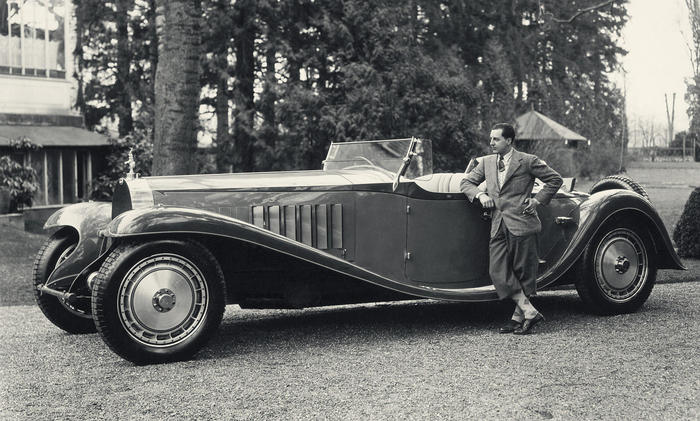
[115,0,134,136]
[685,0,700,135]
[152,0,202,175]
[231,0,257,172]
[201,0,234,172]
[75,0,157,132]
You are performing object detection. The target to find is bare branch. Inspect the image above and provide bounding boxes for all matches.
[547,0,620,24]
[686,0,700,77]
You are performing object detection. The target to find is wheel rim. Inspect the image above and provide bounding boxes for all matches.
[594,228,648,303]
[118,254,209,347]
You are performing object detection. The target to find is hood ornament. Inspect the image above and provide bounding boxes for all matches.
[125,148,138,180]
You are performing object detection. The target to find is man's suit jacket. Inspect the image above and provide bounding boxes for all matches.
[460,150,563,237]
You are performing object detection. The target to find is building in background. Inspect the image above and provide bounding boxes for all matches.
[0,0,107,206]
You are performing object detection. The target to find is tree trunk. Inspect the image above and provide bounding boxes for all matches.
[261,41,277,148]
[286,0,301,84]
[116,0,134,136]
[148,0,158,104]
[215,71,232,172]
[152,0,202,176]
[232,0,256,172]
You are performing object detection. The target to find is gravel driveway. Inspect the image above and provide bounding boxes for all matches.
[1,283,698,420]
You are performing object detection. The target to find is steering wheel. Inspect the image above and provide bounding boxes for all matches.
[343,165,395,178]
[353,156,378,166]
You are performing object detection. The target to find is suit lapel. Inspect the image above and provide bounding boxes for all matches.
[501,150,522,189]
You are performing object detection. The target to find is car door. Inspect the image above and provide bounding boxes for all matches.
[405,195,492,289]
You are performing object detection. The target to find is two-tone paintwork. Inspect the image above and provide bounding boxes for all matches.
[42,202,112,292]
[40,169,684,305]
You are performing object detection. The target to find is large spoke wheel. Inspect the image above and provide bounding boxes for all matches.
[575,223,657,314]
[92,240,225,364]
[33,229,96,334]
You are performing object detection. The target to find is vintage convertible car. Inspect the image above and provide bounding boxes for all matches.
[33,138,685,364]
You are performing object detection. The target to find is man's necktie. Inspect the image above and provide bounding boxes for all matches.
[498,155,505,172]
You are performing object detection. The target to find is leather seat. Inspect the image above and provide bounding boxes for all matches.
[414,173,486,194]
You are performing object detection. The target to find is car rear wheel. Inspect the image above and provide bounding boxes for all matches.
[574,222,657,315]
[589,175,649,200]
[33,230,96,334]
[91,239,226,364]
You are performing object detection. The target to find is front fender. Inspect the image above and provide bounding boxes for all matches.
[539,189,685,289]
[43,202,112,290]
[107,206,505,302]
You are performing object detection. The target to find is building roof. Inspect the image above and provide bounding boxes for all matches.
[0,125,109,147]
[515,110,587,142]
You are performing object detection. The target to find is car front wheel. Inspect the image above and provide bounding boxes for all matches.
[91,239,225,364]
[574,222,657,315]
[33,229,96,334]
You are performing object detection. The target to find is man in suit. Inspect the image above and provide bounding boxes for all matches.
[460,123,563,334]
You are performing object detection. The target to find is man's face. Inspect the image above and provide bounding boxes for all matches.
[489,129,512,155]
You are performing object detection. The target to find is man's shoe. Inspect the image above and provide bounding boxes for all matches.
[499,319,523,334]
[513,313,545,335]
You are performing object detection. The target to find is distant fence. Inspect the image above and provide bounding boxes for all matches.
[630,147,699,163]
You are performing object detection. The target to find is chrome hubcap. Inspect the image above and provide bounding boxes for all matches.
[594,228,648,302]
[152,289,177,312]
[118,254,208,347]
[614,256,630,274]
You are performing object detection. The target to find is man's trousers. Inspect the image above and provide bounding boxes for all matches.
[488,221,539,299]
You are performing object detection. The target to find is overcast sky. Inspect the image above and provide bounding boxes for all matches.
[620,0,692,144]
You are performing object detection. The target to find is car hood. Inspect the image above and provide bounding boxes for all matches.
[111,169,397,218]
[137,169,393,191]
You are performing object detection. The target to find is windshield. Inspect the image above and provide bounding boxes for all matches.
[322,138,433,179]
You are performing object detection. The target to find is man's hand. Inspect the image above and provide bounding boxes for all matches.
[522,198,540,215]
[478,193,495,209]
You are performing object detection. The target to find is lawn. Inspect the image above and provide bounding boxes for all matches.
[0,226,46,306]
[575,161,700,234]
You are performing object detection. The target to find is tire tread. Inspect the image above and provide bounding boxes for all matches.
[33,230,96,334]
[590,175,649,200]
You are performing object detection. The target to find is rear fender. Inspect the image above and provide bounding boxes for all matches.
[43,202,112,290]
[539,189,685,289]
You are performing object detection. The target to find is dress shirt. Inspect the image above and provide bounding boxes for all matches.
[497,148,514,188]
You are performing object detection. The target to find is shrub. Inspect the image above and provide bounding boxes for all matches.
[518,140,575,176]
[574,142,621,179]
[0,137,41,212]
[673,187,700,258]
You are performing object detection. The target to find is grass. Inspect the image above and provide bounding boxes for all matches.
[575,163,700,232]
[0,226,46,306]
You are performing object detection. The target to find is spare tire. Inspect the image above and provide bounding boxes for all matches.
[589,175,649,200]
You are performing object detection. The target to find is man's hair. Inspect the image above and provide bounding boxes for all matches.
[492,123,516,141]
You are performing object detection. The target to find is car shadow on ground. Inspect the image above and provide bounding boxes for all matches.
[202,291,594,359]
